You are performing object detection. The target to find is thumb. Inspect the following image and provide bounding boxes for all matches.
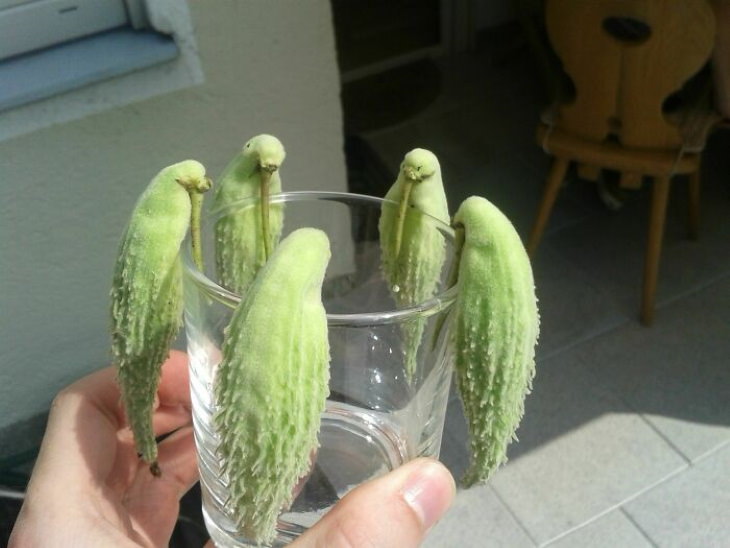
[292,458,455,548]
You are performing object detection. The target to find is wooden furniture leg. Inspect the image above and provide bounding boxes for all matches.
[687,169,701,240]
[527,157,569,256]
[642,176,671,325]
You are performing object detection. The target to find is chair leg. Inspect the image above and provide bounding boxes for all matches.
[687,169,701,240]
[527,157,569,256]
[642,176,671,326]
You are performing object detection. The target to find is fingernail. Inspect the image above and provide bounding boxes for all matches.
[401,461,455,530]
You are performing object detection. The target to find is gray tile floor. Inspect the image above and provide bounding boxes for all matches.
[361,49,730,547]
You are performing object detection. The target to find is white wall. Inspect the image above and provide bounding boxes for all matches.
[0,0,346,433]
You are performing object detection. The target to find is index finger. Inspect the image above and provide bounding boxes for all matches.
[68,350,191,430]
[30,351,192,485]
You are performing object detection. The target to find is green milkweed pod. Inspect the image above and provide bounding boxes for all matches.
[379,148,449,377]
[213,134,286,296]
[111,160,211,475]
[451,196,539,487]
[214,228,331,544]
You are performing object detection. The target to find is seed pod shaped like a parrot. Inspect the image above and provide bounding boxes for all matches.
[214,228,331,544]
[379,148,449,377]
[111,160,212,476]
[451,196,539,487]
[213,134,286,295]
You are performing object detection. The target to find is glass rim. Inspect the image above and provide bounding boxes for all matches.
[182,190,459,327]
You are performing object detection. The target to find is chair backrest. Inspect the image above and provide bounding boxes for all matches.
[546,0,715,150]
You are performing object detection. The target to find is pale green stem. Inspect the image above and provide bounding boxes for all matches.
[188,190,205,271]
[431,222,465,350]
[260,169,272,261]
[446,222,465,291]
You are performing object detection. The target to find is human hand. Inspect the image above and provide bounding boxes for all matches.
[11,351,456,547]
[10,351,198,547]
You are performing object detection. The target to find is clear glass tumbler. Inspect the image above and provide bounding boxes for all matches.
[182,191,458,547]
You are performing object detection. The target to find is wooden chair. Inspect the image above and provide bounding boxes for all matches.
[527,0,720,325]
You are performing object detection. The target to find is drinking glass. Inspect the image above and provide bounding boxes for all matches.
[182,191,458,547]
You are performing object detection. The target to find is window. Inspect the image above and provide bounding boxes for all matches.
[0,0,148,61]
[0,0,202,140]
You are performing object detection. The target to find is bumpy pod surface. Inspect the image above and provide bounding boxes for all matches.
[214,228,331,544]
[111,160,210,472]
[214,134,286,296]
[379,148,449,377]
[452,196,539,487]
